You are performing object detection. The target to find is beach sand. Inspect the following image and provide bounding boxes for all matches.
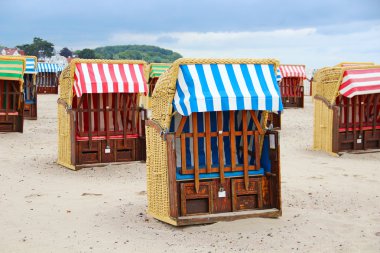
[0,95,379,252]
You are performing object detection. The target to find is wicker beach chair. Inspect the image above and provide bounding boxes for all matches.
[146,58,283,226]
[57,59,148,170]
[36,62,63,94]
[313,63,380,154]
[278,64,306,108]
[0,56,25,132]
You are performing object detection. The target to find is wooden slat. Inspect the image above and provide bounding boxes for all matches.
[242,111,249,190]
[254,131,260,170]
[123,94,127,145]
[373,94,379,135]
[105,94,110,143]
[96,94,101,136]
[181,133,187,175]
[217,111,225,184]
[131,94,136,135]
[192,113,200,193]
[345,97,350,137]
[205,112,212,173]
[249,110,264,134]
[88,94,93,148]
[353,96,357,150]
[115,93,119,132]
[175,116,188,137]
[229,111,236,171]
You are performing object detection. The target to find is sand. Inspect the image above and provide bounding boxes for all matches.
[0,95,379,253]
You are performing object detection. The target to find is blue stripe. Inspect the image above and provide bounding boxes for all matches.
[180,65,199,114]
[176,167,264,180]
[255,65,272,110]
[174,80,188,116]
[225,64,245,110]
[240,64,259,110]
[210,64,229,111]
[269,65,283,111]
[195,64,214,112]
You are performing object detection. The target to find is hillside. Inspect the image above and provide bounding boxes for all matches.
[93,45,182,63]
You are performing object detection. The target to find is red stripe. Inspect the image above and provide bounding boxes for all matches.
[75,63,87,95]
[118,64,129,93]
[138,64,147,93]
[340,76,380,90]
[108,64,118,93]
[97,64,108,93]
[86,63,97,93]
[343,68,380,76]
[343,84,380,97]
[129,64,139,92]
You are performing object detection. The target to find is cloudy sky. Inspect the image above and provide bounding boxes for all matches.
[1,0,379,69]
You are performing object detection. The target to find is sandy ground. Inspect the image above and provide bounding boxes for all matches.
[0,95,379,253]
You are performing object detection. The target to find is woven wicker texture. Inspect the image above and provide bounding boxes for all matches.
[146,58,279,223]
[57,59,147,169]
[313,63,379,154]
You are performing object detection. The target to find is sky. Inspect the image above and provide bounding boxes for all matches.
[1,0,379,69]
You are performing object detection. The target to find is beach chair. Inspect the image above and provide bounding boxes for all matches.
[36,62,63,94]
[0,56,25,132]
[313,63,380,153]
[57,59,148,170]
[140,63,171,110]
[278,64,306,108]
[146,58,283,226]
[23,56,38,120]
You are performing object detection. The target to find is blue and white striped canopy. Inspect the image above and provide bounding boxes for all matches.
[276,67,282,82]
[25,57,37,74]
[37,62,64,73]
[173,64,283,116]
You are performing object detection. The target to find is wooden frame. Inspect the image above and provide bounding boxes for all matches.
[280,77,304,108]
[64,93,146,169]
[0,80,24,132]
[146,110,282,226]
[37,72,59,94]
[334,94,380,152]
[23,73,37,120]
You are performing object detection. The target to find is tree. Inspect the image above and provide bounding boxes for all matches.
[17,37,54,57]
[78,48,96,59]
[59,47,72,58]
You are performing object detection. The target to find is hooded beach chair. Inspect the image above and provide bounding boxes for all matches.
[0,56,25,132]
[37,62,63,94]
[57,59,148,170]
[146,58,283,226]
[23,56,38,119]
[313,63,380,153]
[278,64,306,108]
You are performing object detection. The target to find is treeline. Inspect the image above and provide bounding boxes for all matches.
[10,37,182,63]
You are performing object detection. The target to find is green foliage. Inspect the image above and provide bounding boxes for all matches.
[17,37,54,57]
[59,47,73,58]
[93,45,182,63]
[78,48,96,59]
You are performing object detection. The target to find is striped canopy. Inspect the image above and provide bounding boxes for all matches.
[276,67,282,82]
[0,57,25,82]
[339,68,380,98]
[73,62,147,97]
[149,64,171,78]
[25,57,37,74]
[173,63,283,116]
[279,65,306,78]
[37,62,64,73]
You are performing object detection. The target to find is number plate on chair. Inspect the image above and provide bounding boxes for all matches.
[357,138,362,144]
[105,148,111,153]
[218,190,226,198]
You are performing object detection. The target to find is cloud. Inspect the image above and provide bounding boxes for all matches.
[106,21,380,69]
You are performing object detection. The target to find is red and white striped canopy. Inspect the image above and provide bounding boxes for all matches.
[73,63,147,97]
[279,65,306,78]
[339,68,380,98]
